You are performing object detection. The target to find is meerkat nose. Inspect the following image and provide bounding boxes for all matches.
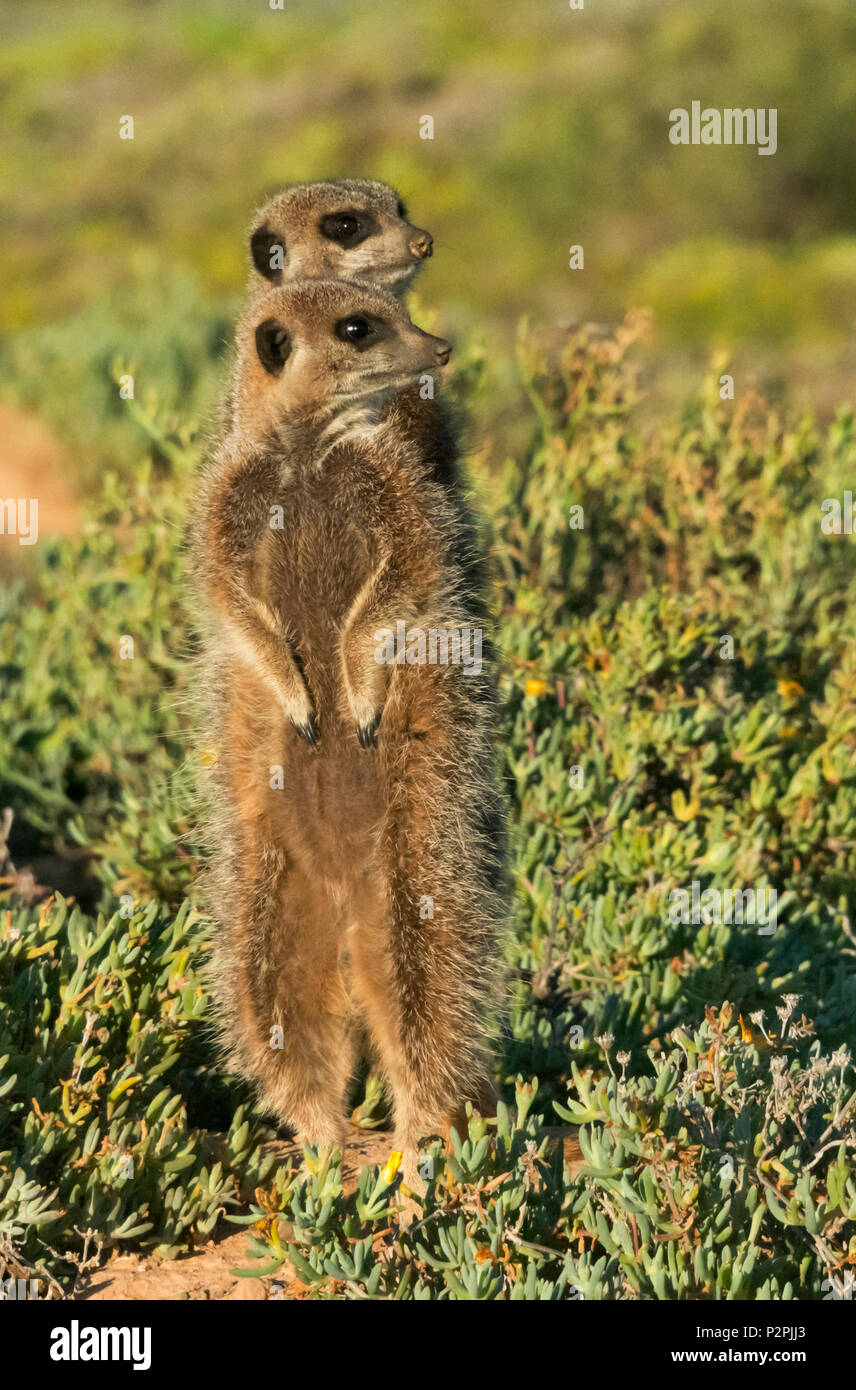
[434,339,452,366]
[410,231,433,259]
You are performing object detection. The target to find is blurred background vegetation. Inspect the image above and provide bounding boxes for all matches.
[2,0,856,500]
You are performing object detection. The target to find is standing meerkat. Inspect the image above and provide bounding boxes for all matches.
[192,280,505,1182]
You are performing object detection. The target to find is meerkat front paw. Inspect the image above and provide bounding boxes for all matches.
[341,634,387,749]
[350,693,383,749]
[283,685,318,747]
[290,712,318,746]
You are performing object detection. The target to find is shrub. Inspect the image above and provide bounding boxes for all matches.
[1,320,854,1296]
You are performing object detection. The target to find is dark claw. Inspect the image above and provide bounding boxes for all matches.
[291,715,318,747]
[356,712,381,749]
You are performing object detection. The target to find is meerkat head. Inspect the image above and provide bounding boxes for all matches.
[248,180,433,298]
[233,278,451,441]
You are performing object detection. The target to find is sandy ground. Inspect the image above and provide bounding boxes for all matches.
[74,1127,583,1301]
[75,1131,391,1302]
[0,404,80,546]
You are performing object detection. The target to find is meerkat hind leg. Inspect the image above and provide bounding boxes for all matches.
[241,860,354,1149]
[349,852,494,1205]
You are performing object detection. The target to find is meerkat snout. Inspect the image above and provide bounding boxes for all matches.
[409,229,433,260]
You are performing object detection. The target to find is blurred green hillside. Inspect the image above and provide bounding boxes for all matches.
[2,0,856,489]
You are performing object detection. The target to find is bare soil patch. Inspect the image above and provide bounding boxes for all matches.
[0,404,80,547]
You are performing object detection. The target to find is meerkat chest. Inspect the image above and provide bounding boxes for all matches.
[258,465,379,625]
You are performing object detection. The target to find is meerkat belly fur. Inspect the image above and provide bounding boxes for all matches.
[192,279,505,1177]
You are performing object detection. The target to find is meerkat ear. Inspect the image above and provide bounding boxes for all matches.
[255,319,291,375]
[250,224,285,281]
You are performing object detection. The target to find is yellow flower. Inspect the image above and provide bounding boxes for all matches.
[739,1014,770,1049]
[777,679,805,700]
[779,726,799,739]
[199,745,219,766]
[525,678,549,698]
[382,1149,403,1184]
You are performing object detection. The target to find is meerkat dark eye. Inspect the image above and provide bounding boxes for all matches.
[334,312,393,352]
[336,316,372,344]
[320,211,373,248]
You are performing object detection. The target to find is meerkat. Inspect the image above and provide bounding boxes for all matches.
[192,279,505,1186]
